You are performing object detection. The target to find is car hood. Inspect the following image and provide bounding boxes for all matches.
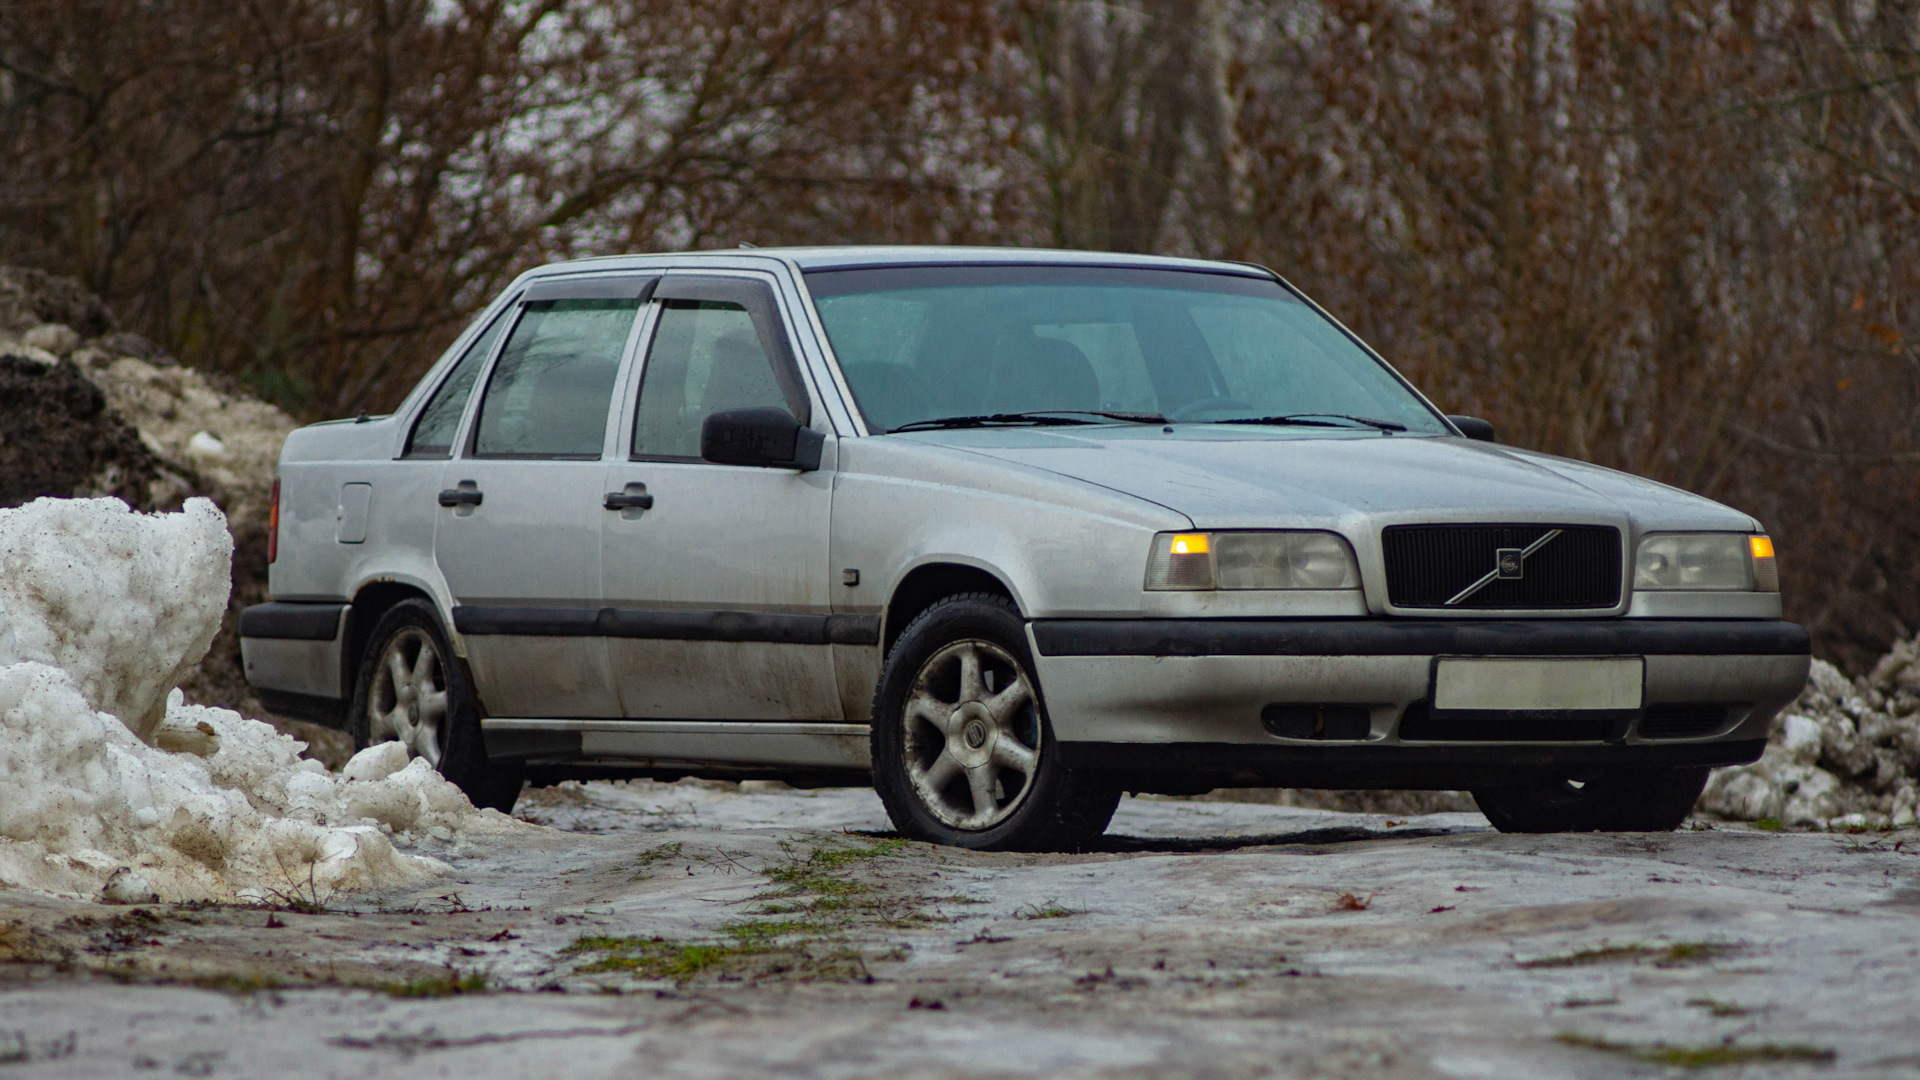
[904,427,1757,532]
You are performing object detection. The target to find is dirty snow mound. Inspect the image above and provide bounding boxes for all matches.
[1700,653,1920,829]
[0,497,230,741]
[0,499,525,903]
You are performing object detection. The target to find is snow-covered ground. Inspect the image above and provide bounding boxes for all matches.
[4,779,1918,1078]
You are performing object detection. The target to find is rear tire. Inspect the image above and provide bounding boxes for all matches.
[871,593,1119,851]
[1471,767,1709,833]
[349,598,523,812]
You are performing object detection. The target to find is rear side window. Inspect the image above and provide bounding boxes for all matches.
[405,311,506,457]
[472,299,640,458]
[631,300,791,459]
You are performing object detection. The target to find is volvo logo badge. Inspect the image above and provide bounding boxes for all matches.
[1446,529,1564,605]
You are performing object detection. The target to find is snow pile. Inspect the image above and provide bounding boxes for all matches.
[0,498,520,903]
[0,498,231,741]
[1700,651,1920,829]
[1,263,307,723]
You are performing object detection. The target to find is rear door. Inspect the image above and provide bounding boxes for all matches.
[600,273,841,719]
[434,276,654,718]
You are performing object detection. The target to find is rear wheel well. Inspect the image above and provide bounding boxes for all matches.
[343,583,436,699]
[883,564,1017,655]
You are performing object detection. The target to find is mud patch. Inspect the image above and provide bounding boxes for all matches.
[0,355,162,510]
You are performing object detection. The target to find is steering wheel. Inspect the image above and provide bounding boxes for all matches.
[1168,397,1254,421]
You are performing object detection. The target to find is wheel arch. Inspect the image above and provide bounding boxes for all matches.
[341,579,441,701]
[882,560,1022,656]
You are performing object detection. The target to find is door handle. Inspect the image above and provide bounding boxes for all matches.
[604,490,654,510]
[437,487,483,507]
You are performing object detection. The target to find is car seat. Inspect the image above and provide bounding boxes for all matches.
[983,332,1100,415]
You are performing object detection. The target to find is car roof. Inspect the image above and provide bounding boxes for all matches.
[522,245,1272,279]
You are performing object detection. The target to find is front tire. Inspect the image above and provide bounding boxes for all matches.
[349,598,523,812]
[1471,767,1709,833]
[871,593,1119,851]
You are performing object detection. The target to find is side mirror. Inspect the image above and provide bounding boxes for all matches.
[1446,415,1496,443]
[701,407,824,470]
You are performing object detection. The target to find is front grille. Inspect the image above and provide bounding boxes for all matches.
[1639,704,1732,739]
[1382,524,1622,609]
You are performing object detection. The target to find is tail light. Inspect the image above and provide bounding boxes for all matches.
[268,478,280,563]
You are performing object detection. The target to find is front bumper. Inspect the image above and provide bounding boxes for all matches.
[1030,617,1809,785]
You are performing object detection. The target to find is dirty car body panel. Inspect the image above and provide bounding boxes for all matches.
[244,245,1809,802]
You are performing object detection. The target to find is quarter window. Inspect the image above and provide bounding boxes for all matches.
[406,310,506,457]
[471,299,639,458]
[632,300,792,459]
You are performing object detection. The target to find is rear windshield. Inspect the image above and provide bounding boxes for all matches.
[804,265,1446,434]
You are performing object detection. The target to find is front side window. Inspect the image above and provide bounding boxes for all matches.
[632,300,792,459]
[406,309,507,457]
[805,265,1448,434]
[471,299,639,457]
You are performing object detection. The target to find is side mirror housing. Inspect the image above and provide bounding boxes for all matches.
[701,407,824,470]
[1447,415,1496,443]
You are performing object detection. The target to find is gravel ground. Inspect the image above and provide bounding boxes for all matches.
[4,781,1918,1078]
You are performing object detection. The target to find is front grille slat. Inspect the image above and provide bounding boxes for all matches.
[1382,524,1622,609]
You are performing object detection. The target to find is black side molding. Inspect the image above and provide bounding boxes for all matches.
[452,606,881,647]
[239,602,346,641]
[1031,618,1811,658]
[1058,738,1770,788]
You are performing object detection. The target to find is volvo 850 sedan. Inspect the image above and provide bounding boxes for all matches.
[241,246,1810,849]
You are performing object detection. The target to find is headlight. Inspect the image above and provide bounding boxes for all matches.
[1633,533,1778,592]
[1146,531,1360,591]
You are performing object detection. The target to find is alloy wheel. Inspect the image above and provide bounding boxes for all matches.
[901,639,1042,829]
[367,627,447,766]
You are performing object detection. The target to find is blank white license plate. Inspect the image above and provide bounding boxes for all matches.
[1432,657,1643,712]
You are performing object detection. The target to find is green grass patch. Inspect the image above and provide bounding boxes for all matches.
[1015,900,1079,920]
[1519,941,1741,969]
[628,842,686,881]
[1557,1033,1834,1068]
[191,973,284,995]
[569,838,918,985]
[566,935,761,979]
[384,970,487,997]
[1753,818,1787,832]
[722,919,818,945]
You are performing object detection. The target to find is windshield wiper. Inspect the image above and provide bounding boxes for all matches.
[890,409,1172,433]
[1210,413,1407,433]
[1021,409,1170,424]
[889,412,1097,433]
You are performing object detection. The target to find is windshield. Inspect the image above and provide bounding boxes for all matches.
[804,265,1448,434]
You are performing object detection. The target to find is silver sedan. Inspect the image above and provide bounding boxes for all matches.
[241,247,1809,849]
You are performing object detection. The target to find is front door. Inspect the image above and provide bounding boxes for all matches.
[601,274,840,719]
[435,280,651,718]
